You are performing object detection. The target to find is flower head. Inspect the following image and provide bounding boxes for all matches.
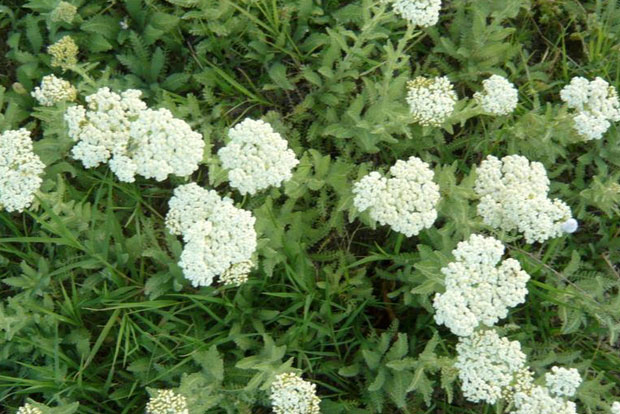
[474,155,573,243]
[48,35,78,69]
[353,156,440,237]
[560,76,620,140]
[511,386,577,414]
[474,75,518,115]
[220,259,254,286]
[50,1,78,23]
[270,372,321,414]
[0,129,45,213]
[218,118,299,195]
[612,401,620,414]
[146,389,189,414]
[544,366,581,397]
[433,234,530,337]
[167,184,257,287]
[406,76,457,126]
[16,403,43,414]
[65,87,146,170]
[455,330,528,404]
[391,0,441,27]
[65,87,203,182]
[124,108,204,182]
[31,74,77,106]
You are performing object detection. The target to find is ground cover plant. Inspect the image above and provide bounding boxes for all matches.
[0,0,619,413]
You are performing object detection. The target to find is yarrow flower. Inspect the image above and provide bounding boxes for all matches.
[217,118,299,195]
[31,74,77,106]
[270,372,321,414]
[146,389,189,414]
[473,75,518,115]
[390,0,441,27]
[502,368,535,403]
[65,87,145,169]
[511,386,577,414]
[65,87,204,182]
[544,366,581,397]
[47,35,78,69]
[406,76,457,126]
[50,1,78,23]
[16,403,43,414]
[474,155,574,244]
[352,156,440,237]
[0,129,45,213]
[560,76,620,140]
[612,401,620,414]
[166,183,257,287]
[455,330,528,404]
[219,259,254,286]
[433,234,530,337]
[122,108,205,182]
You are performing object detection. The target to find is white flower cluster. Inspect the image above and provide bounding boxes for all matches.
[455,330,527,404]
[612,401,620,414]
[65,87,204,182]
[474,155,574,243]
[352,156,440,237]
[166,183,257,287]
[217,118,299,195]
[502,368,535,402]
[270,372,321,414]
[544,366,582,397]
[31,74,77,106]
[560,77,620,140]
[390,0,441,27]
[16,404,43,414]
[219,259,254,287]
[122,108,205,181]
[65,87,146,169]
[511,386,577,414]
[433,234,530,337]
[474,75,518,115]
[406,76,457,126]
[146,389,189,414]
[0,129,45,213]
[50,1,77,23]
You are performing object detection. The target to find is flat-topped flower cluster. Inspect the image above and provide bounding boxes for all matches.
[218,118,299,195]
[433,234,530,337]
[146,389,189,414]
[474,75,519,115]
[390,0,442,27]
[475,154,574,243]
[270,372,321,414]
[406,76,457,126]
[31,74,77,106]
[16,404,43,414]
[353,156,440,237]
[65,87,204,183]
[0,129,45,213]
[560,76,620,141]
